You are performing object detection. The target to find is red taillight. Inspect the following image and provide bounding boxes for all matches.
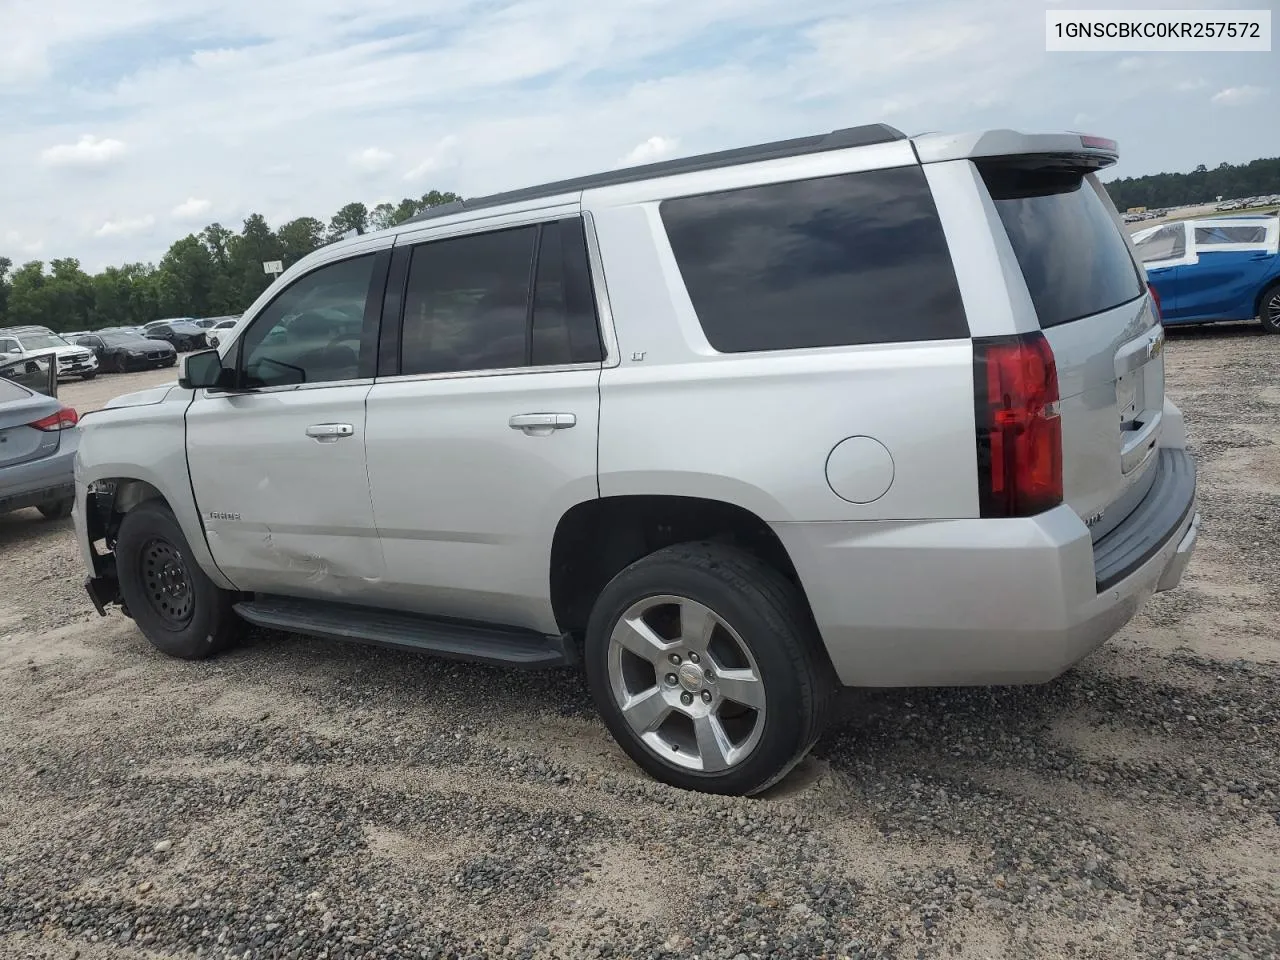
[974,333,1063,518]
[1080,135,1117,152]
[29,407,79,431]
[1147,282,1163,323]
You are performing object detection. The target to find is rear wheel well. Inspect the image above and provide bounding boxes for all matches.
[1257,279,1280,320]
[549,495,809,638]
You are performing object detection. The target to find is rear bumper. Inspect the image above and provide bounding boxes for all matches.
[775,447,1198,687]
[0,433,78,514]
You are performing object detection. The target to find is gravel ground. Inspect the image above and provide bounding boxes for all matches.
[1,327,1278,960]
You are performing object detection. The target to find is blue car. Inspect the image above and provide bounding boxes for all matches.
[1133,215,1280,333]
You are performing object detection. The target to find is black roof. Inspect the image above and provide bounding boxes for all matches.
[404,123,906,225]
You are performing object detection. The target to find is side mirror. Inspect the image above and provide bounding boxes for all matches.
[179,349,233,390]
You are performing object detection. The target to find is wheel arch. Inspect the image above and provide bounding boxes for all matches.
[548,494,816,640]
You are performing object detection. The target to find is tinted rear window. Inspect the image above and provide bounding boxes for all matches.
[981,164,1144,328]
[660,167,968,353]
[0,379,29,403]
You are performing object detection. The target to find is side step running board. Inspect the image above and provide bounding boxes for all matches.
[233,595,575,669]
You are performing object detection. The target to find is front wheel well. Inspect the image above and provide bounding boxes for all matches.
[87,478,169,548]
[549,495,809,638]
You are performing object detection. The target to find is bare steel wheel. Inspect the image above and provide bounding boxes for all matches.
[608,594,766,773]
[140,537,194,628]
[115,500,242,659]
[585,542,835,796]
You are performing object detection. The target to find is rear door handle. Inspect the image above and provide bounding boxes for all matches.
[306,423,355,442]
[509,413,576,434]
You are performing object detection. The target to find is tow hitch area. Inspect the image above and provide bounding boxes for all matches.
[84,576,120,617]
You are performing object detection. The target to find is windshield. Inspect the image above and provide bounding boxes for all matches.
[979,163,1144,327]
[16,334,70,350]
[101,333,148,345]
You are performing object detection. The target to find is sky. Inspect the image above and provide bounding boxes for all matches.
[1,0,1276,271]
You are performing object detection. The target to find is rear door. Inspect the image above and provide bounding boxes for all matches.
[1185,219,1278,319]
[977,159,1161,541]
[362,215,604,634]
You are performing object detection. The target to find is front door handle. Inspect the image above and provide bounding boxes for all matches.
[509,413,576,435]
[306,423,355,442]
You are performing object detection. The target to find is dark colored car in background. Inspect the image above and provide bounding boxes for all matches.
[145,321,208,352]
[76,332,178,372]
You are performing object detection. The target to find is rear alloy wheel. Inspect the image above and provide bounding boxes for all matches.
[115,500,242,659]
[1260,283,1280,334]
[585,542,834,796]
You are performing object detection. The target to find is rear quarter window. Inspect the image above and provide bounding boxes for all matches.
[980,163,1144,328]
[660,166,969,353]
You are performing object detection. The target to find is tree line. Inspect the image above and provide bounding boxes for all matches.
[1105,156,1280,211]
[0,191,460,334]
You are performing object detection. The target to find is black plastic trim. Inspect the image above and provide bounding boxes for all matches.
[234,595,576,668]
[1093,448,1196,592]
[357,249,392,381]
[378,246,412,378]
[403,123,907,224]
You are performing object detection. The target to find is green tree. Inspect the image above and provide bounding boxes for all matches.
[0,256,11,325]
[1105,156,1280,210]
[276,217,326,266]
[5,261,49,329]
[156,236,217,318]
[328,202,369,240]
[228,213,285,307]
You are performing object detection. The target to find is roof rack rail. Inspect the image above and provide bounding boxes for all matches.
[404,122,906,225]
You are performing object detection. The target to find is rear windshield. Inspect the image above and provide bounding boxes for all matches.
[660,166,969,353]
[980,163,1144,328]
[0,379,29,403]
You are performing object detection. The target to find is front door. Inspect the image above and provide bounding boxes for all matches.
[185,249,389,599]
[363,216,605,634]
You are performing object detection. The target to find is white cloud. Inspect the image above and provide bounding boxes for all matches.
[351,146,394,172]
[171,197,212,220]
[619,135,679,167]
[1211,85,1265,106]
[94,215,155,238]
[40,134,127,167]
[404,135,460,182]
[4,230,44,255]
[1,0,1275,270]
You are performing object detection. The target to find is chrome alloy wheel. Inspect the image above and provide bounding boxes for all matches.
[606,594,766,772]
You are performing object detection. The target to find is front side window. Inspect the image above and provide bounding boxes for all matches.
[660,167,969,352]
[238,255,375,387]
[1135,225,1186,263]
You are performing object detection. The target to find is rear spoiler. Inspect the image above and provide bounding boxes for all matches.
[913,130,1119,170]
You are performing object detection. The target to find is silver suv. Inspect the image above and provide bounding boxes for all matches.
[74,124,1198,795]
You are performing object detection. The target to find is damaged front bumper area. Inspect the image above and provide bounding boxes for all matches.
[77,482,124,617]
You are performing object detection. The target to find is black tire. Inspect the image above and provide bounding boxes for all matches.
[115,354,129,373]
[584,542,835,796]
[1259,282,1280,334]
[81,371,97,380]
[115,500,242,659]
[37,499,73,521]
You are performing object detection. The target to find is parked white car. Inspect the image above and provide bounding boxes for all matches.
[0,326,99,380]
[74,125,1198,795]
